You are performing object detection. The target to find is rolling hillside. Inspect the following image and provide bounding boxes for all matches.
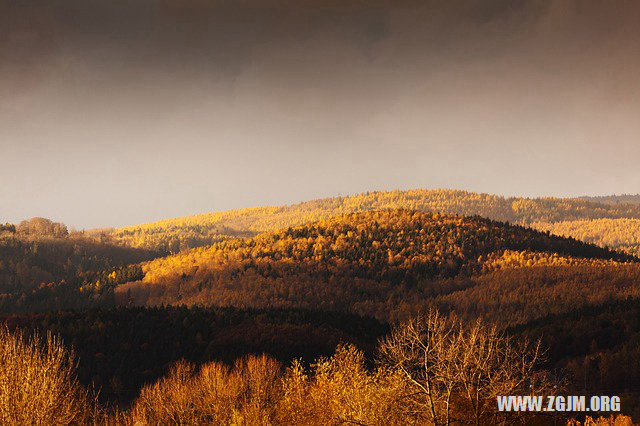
[4,195,640,416]
[0,218,157,313]
[115,209,637,321]
[532,218,640,257]
[581,194,640,205]
[108,208,640,413]
[106,189,640,255]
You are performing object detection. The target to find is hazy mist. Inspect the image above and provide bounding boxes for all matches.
[2,0,640,228]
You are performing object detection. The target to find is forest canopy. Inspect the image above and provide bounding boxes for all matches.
[3,190,640,421]
[105,189,640,253]
[114,209,637,322]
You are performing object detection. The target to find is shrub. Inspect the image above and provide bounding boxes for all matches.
[277,345,410,425]
[0,326,89,425]
[130,355,282,425]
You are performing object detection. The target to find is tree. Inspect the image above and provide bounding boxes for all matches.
[16,217,68,238]
[378,310,550,425]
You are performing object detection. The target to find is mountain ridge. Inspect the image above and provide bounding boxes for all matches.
[99,189,640,254]
[115,209,638,321]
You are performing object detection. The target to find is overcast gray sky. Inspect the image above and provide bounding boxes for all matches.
[2,0,640,229]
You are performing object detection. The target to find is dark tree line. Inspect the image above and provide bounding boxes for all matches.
[1,306,388,405]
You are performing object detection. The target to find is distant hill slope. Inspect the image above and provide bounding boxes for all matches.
[115,210,637,321]
[532,218,640,257]
[0,233,154,290]
[0,219,158,314]
[107,189,640,253]
[581,194,640,205]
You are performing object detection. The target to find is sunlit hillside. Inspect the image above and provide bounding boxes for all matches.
[106,189,640,253]
[105,209,640,416]
[4,201,640,421]
[532,218,640,257]
[4,208,640,421]
[115,209,636,321]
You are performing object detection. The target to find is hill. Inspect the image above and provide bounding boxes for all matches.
[581,194,640,205]
[532,218,640,257]
[4,208,640,415]
[0,218,158,314]
[109,209,640,413]
[106,189,640,254]
[115,209,636,321]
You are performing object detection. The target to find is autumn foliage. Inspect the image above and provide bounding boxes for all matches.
[109,189,640,252]
[115,210,635,322]
[0,326,90,425]
[2,190,640,423]
[2,309,638,424]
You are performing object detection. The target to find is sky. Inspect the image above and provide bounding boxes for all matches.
[2,0,640,229]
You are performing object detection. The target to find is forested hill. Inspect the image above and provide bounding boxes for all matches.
[532,218,640,257]
[581,194,640,205]
[106,189,640,253]
[4,211,640,414]
[116,210,636,320]
[0,218,157,314]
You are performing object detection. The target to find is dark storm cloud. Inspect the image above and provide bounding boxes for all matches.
[2,0,640,228]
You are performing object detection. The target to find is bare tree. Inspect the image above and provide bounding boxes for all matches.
[379,310,550,425]
[378,311,454,425]
[452,319,546,425]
